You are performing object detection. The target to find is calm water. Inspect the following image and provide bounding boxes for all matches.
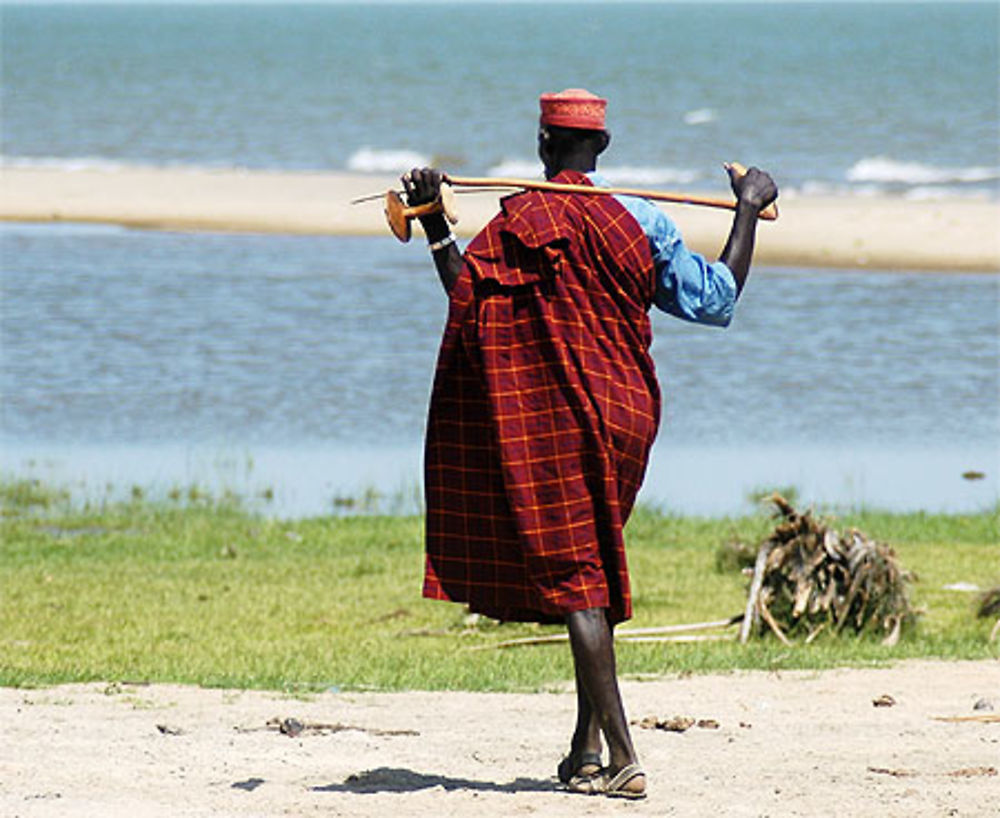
[2,223,997,515]
[2,2,998,198]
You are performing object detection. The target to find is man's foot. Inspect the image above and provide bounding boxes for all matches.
[603,762,647,799]
[565,762,647,798]
[557,749,602,785]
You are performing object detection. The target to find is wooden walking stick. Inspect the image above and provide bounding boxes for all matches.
[356,162,778,242]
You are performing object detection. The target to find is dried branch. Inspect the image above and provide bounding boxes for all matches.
[740,542,773,643]
[465,617,740,650]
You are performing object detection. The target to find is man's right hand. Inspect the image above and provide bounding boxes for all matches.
[402,167,445,208]
[400,167,462,295]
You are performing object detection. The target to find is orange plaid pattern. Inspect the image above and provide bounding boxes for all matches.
[423,170,659,624]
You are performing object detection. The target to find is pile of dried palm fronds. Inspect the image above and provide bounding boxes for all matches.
[736,495,917,646]
[977,586,1000,642]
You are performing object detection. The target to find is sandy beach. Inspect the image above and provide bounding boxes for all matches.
[2,660,997,817]
[2,166,997,272]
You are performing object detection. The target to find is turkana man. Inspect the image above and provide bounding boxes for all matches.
[402,87,778,800]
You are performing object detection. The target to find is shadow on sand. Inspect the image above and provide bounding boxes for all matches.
[314,766,554,794]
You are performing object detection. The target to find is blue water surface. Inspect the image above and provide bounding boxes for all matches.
[2,223,997,516]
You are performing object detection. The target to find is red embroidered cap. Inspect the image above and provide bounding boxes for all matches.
[539,88,607,130]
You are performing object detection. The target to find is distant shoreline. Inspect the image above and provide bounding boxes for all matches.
[2,166,997,272]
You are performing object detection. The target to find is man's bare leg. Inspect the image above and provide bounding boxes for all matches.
[572,665,602,755]
[566,607,646,795]
[558,666,602,781]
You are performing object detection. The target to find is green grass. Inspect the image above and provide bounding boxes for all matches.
[1,480,997,691]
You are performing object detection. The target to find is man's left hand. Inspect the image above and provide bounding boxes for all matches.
[726,165,778,212]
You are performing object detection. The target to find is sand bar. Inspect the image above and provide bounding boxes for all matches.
[1,659,997,817]
[2,166,998,272]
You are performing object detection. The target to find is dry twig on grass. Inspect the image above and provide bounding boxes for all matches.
[736,495,917,644]
[465,616,741,650]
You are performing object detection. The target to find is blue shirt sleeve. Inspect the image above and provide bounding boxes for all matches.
[588,173,737,327]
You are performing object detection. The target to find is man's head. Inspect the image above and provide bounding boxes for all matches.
[537,88,610,179]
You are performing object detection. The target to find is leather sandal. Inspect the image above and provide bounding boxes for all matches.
[565,767,607,795]
[603,762,647,800]
[557,750,603,785]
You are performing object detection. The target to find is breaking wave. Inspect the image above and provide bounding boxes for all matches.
[345,147,431,174]
[601,165,701,186]
[486,158,545,179]
[683,108,716,126]
[486,159,701,187]
[0,155,239,172]
[847,156,1000,186]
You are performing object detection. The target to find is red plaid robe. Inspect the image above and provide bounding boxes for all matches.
[423,170,659,624]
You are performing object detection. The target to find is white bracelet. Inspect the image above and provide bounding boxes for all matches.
[428,233,457,252]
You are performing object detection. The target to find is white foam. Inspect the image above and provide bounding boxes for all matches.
[797,180,884,198]
[345,147,430,174]
[905,186,994,202]
[600,165,701,186]
[486,158,544,179]
[847,156,1000,186]
[2,155,146,172]
[486,159,701,188]
[0,154,242,173]
[683,108,716,126]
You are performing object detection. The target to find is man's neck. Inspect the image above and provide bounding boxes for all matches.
[545,157,597,180]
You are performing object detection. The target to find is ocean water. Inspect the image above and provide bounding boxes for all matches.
[2,2,998,199]
[1,3,998,516]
